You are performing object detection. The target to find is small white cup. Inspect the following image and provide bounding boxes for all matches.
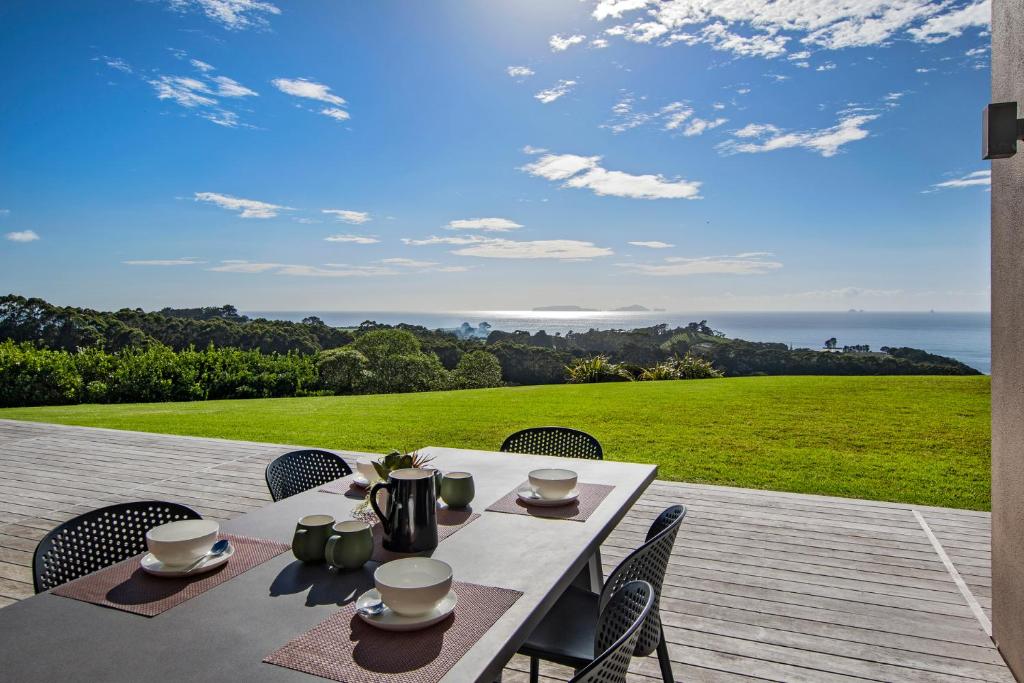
[356,458,380,484]
[146,519,219,567]
[374,557,453,616]
[528,468,578,500]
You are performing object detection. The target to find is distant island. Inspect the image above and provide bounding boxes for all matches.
[532,304,651,312]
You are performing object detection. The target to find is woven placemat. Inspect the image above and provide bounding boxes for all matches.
[371,508,479,562]
[264,580,522,683]
[485,482,615,522]
[319,475,368,499]
[51,533,290,617]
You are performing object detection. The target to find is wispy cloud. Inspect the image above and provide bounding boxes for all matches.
[453,238,613,260]
[535,79,577,104]
[719,114,878,157]
[194,192,289,218]
[616,253,782,276]
[550,34,586,51]
[324,234,380,244]
[322,209,370,224]
[122,257,206,266]
[166,0,281,31]
[590,0,989,56]
[445,218,522,232]
[5,230,39,243]
[506,66,535,79]
[272,77,350,122]
[402,235,485,246]
[928,169,991,191]
[521,151,701,200]
[190,58,215,72]
[146,58,257,127]
[628,241,674,249]
[100,56,133,73]
[379,258,438,268]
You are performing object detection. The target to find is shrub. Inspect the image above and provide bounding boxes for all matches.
[317,347,371,394]
[565,355,632,384]
[452,350,503,389]
[638,363,677,381]
[0,340,81,407]
[669,354,723,379]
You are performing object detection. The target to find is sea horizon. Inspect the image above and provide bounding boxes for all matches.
[249,310,992,374]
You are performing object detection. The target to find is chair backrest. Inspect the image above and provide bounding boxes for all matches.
[33,501,202,593]
[570,580,655,683]
[265,449,353,502]
[599,505,686,657]
[500,427,603,460]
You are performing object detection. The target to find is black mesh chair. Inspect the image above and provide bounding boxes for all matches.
[33,501,202,593]
[567,580,655,683]
[520,505,687,683]
[265,449,353,502]
[500,427,603,460]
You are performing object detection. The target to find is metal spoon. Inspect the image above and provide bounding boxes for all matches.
[357,598,385,617]
[182,539,231,574]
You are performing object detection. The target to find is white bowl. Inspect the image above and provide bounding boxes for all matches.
[356,458,381,484]
[528,468,578,500]
[374,558,453,617]
[145,519,219,567]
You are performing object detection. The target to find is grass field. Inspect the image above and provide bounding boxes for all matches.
[0,376,991,510]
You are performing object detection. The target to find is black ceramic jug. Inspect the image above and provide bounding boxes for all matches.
[369,468,439,553]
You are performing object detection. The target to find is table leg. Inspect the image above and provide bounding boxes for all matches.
[587,547,603,592]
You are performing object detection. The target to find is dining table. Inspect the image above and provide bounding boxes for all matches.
[0,445,657,682]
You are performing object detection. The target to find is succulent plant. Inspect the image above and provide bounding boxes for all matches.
[371,449,434,481]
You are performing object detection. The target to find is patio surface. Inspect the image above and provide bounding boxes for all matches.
[0,419,1008,682]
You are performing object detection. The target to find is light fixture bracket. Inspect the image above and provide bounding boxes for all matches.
[983,101,1024,160]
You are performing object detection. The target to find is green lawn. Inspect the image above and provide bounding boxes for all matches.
[0,376,991,510]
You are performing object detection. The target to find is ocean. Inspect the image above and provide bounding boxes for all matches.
[249,310,992,374]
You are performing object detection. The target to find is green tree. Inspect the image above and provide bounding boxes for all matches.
[317,347,370,394]
[453,350,503,389]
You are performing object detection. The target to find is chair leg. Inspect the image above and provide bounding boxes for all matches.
[530,655,539,683]
[656,629,674,683]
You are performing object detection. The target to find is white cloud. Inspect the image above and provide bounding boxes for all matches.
[616,253,782,276]
[5,230,39,243]
[909,0,989,43]
[167,0,281,31]
[322,209,370,224]
[123,258,205,266]
[916,66,934,73]
[683,117,727,136]
[445,218,523,232]
[929,169,991,191]
[816,61,837,71]
[201,110,240,127]
[403,235,487,246]
[535,79,577,104]
[550,34,586,51]
[720,114,877,157]
[522,151,701,199]
[324,234,380,244]
[195,192,288,218]
[319,108,350,122]
[453,238,613,260]
[190,58,215,72]
[788,51,811,61]
[590,38,610,48]
[629,241,675,248]
[522,145,548,155]
[590,0,990,56]
[209,260,397,277]
[507,66,535,78]
[966,46,988,57]
[211,75,257,97]
[380,258,438,268]
[150,76,217,107]
[102,56,133,73]
[272,78,345,105]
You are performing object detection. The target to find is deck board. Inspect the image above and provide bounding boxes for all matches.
[0,419,1007,682]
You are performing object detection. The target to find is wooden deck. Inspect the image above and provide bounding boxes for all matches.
[0,419,1009,682]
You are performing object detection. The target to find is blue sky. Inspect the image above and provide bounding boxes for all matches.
[0,0,992,312]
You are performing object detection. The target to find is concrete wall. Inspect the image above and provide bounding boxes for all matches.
[992,0,1024,679]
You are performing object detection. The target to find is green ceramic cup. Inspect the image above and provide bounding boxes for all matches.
[440,472,475,509]
[292,514,335,563]
[324,520,374,570]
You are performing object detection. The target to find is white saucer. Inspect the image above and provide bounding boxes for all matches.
[517,486,580,507]
[356,588,457,631]
[140,543,234,577]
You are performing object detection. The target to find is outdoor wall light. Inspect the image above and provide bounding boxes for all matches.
[982,101,1024,159]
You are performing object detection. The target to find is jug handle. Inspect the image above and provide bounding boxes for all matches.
[369,480,391,534]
